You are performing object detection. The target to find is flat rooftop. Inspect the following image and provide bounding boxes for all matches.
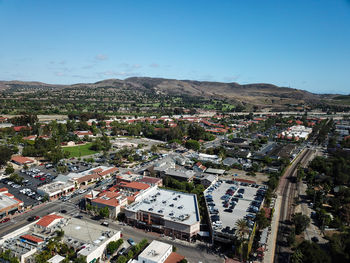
[37,180,74,195]
[66,165,111,179]
[126,187,200,226]
[0,193,21,210]
[61,216,118,245]
[139,240,172,262]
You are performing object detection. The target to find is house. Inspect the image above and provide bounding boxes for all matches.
[193,162,206,173]
[0,116,8,123]
[222,157,239,167]
[74,130,93,138]
[13,126,30,132]
[11,156,35,165]
[197,174,218,187]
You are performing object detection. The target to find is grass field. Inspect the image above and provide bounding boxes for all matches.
[63,143,98,157]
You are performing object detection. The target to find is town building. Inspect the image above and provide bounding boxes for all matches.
[11,156,35,166]
[137,176,163,187]
[0,188,23,218]
[66,166,118,187]
[278,125,313,141]
[0,213,121,263]
[163,169,196,182]
[85,190,128,218]
[124,187,200,241]
[133,240,185,263]
[37,180,75,200]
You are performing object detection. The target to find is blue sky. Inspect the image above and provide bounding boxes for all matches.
[0,0,349,94]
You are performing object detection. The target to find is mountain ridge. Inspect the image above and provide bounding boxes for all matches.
[0,77,340,107]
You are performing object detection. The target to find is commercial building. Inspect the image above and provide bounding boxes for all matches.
[132,240,186,263]
[0,188,23,218]
[164,169,196,182]
[0,213,121,263]
[37,180,75,200]
[137,176,163,187]
[11,156,35,166]
[62,217,121,263]
[66,166,118,187]
[124,187,200,241]
[85,190,128,218]
[278,125,313,141]
[116,171,142,183]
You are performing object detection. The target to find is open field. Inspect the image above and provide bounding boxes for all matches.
[63,143,97,157]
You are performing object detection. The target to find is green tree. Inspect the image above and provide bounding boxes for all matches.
[255,209,270,229]
[46,146,69,164]
[292,213,310,235]
[287,227,296,247]
[99,207,110,218]
[294,241,331,263]
[0,145,12,168]
[235,219,248,241]
[116,255,127,263]
[185,139,200,151]
[5,164,14,175]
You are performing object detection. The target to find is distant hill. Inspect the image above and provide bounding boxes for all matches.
[0,77,343,107]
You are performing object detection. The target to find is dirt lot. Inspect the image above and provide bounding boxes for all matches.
[220,168,269,185]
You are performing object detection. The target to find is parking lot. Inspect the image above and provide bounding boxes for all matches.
[0,160,94,207]
[205,180,266,235]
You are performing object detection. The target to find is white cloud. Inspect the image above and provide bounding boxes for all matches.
[95,54,108,61]
[150,63,160,68]
[100,71,140,77]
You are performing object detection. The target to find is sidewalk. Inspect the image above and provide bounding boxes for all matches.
[263,194,282,263]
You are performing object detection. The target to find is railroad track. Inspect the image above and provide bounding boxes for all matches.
[274,148,314,263]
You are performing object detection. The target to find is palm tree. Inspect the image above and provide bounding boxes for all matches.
[235,219,249,262]
[235,219,248,241]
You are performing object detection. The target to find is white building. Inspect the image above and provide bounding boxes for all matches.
[124,187,200,241]
[137,240,172,263]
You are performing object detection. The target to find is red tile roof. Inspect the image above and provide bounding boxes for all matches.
[74,131,93,136]
[11,156,34,164]
[22,135,37,140]
[13,126,30,132]
[36,214,63,228]
[164,252,185,263]
[99,167,118,176]
[76,173,100,184]
[20,234,44,244]
[138,176,162,185]
[121,182,150,191]
[0,187,8,193]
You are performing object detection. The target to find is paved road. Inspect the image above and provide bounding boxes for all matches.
[0,194,222,263]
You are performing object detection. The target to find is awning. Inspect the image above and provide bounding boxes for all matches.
[197,231,210,237]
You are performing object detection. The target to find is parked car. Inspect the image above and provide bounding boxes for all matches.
[101,221,109,227]
[127,238,136,246]
[0,218,10,223]
[118,248,126,255]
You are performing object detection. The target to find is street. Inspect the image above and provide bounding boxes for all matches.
[0,194,222,263]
